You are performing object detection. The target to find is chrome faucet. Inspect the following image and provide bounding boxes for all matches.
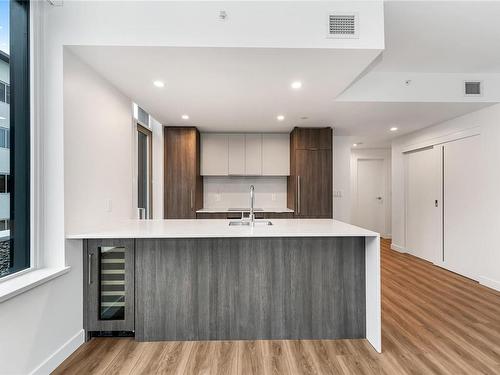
[249,185,255,225]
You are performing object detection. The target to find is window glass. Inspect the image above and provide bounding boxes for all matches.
[0,82,5,103]
[0,0,30,278]
[0,128,5,148]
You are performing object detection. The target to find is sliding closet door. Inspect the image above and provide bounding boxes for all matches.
[405,147,441,263]
[442,135,482,280]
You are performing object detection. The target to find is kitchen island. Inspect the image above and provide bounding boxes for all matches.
[67,219,381,353]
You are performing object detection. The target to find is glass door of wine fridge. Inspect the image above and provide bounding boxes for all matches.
[85,239,135,333]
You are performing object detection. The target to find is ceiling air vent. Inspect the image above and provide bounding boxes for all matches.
[464,81,482,97]
[327,13,359,39]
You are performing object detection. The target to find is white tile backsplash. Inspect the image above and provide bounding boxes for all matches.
[203,176,288,209]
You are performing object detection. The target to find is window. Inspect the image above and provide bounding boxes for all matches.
[0,127,9,148]
[0,0,30,278]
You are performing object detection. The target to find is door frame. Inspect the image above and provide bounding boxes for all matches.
[350,149,391,238]
[137,123,153,219]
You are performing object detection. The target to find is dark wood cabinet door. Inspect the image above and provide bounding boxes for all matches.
[295,149,332,218]
[164,127,202,218]
[292,127,332,150]
[84,239,135,333]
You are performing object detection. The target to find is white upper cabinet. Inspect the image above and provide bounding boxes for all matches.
[262,133,290,176]
[228,134,246,175]
[201,133,228,176]
[201,132,289,176]
[245,134,262,176]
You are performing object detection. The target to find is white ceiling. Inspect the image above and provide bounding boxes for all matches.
[331,101,492,147]
[69,46,380,132]
[68,2,500,146]
[377,1,500,73]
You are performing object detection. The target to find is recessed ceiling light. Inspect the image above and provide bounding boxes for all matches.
[276,115,285,121]
[0,116,5,120]
[291,81,302,89]
[153,80,165,88]
[181,114,189,120]
[352,143,358,147]
[390,127,398,132]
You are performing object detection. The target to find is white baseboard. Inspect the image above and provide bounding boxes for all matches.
[30,329,85,375]
[390,243,406,253]
[478,276,500,292]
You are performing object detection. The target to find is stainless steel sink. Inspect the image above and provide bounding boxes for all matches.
[229,220,273,226]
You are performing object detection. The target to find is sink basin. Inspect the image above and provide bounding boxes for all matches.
[229,220,273,226]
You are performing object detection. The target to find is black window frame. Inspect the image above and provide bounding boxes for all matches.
[5,0,31,277]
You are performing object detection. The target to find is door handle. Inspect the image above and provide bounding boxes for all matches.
[297,176,301,215]
[376,197,383,200]
[190,189,194,209]
[88,253,93,285]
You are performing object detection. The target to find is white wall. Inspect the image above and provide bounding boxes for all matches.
[64,48,135,233]
[203,177,287,209]
[0,2,383,373]
[333,135,356,223]
[150,117,164,219]
[392,103,500,291]
[0,240,83,375]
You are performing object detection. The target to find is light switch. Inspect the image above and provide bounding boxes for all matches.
[106,199,112,212]
[334,191,343,198]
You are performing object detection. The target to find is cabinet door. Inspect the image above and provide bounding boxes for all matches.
[295,149,332,218]
[293,128,332,150]
[85,239,135,332]
[201,133,228,175]
[165,128,200,218]
[262,133,289,175]
[228,134,246,175]
[245,134,262,175]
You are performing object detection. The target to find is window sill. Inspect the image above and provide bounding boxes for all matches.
[0,266,71,303]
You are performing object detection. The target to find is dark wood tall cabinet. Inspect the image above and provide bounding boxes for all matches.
[164,127,203,218]
[288,127,333,218]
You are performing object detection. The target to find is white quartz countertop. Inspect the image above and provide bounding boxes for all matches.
[66,219,378,239]
[196,207,294,213]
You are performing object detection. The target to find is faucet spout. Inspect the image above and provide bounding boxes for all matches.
[249,185,255,225]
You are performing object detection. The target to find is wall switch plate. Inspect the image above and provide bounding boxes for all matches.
[216,193,222,202]
[106,199,112,212]
[334,190,342,198]
[271,193,277,201]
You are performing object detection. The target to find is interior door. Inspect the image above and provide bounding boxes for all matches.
[442,135,481,280]
[405,147,441,263]
[355,159,384,233]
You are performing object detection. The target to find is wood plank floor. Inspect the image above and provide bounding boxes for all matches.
[54,239,500,374]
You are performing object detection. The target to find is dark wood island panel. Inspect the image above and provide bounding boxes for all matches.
[134,236,366,341]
